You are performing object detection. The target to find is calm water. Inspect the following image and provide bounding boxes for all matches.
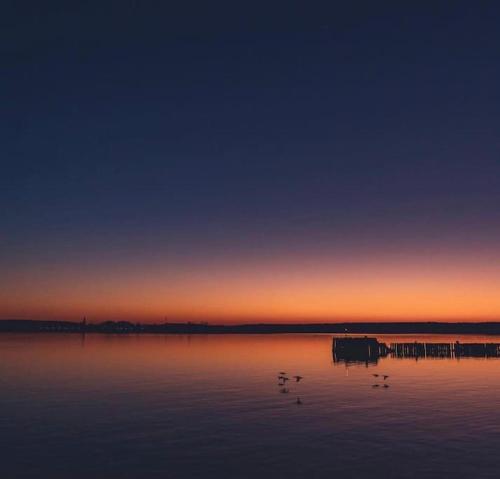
[1,333,500,478]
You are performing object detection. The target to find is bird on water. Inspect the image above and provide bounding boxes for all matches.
[293,375,303,382]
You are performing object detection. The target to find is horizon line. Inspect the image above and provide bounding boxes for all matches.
[3,318,500,325]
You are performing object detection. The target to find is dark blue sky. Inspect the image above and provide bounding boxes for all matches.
[2,1,500,289]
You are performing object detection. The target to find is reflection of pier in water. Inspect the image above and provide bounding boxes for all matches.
[333,337,500,365]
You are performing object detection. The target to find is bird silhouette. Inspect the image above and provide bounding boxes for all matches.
[372,384,380,388]
[383,384,390,388]
[279,372,287,375]
[293,375,303,382]
[383,375,389,380]
[282,377,290,382]
[372,374,379,378]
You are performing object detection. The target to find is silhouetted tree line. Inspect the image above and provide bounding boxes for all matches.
[1,319,500,335]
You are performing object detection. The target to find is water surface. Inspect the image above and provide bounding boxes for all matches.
[1,333,500,478]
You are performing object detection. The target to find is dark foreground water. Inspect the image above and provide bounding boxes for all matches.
[1,333,500,478]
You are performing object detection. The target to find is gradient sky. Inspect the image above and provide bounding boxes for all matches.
[2,2,500,322]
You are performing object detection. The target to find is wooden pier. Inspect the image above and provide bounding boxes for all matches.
[391,341,500,359]
[333,337,500,364]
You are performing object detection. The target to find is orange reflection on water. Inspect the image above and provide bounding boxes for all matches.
[3,333,500,396]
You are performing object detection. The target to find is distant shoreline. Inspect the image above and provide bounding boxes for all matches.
[2,319,500,335]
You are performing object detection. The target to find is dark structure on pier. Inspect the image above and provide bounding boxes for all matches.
[332,337,390,365]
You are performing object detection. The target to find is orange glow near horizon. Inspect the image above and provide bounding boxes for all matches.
[2,247,500,323]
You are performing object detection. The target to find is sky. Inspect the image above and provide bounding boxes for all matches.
[1,1,500,322]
